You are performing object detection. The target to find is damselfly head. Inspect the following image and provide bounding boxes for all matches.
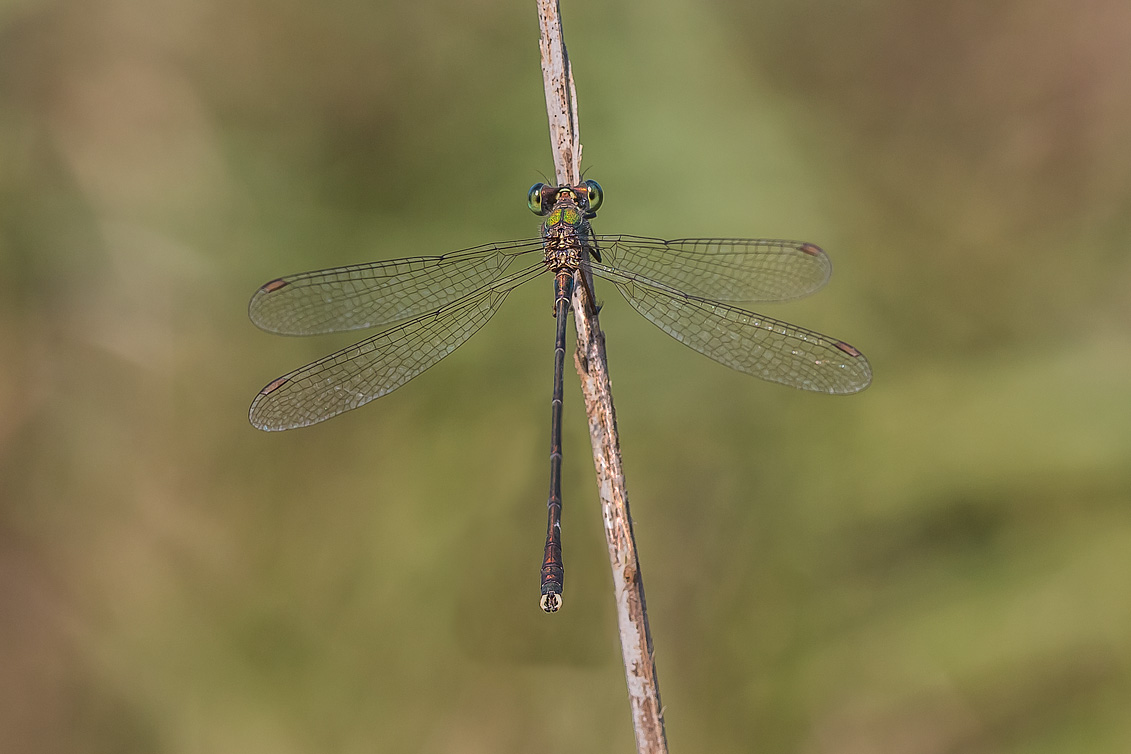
[528,181,603,218]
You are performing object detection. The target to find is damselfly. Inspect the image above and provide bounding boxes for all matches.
[249,182,871,611]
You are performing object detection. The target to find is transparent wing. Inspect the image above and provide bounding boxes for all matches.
[249,239,544,335]
[592,236,831,303]
[250,264,547,430]
[592,266,871,394]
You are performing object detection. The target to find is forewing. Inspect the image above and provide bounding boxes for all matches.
[603,273,871,394]
[250,264,546,430]
[249,239,544,335]
[594,236,831,302]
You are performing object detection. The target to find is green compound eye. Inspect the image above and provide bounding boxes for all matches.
[584,180,603,212]
[528,183,548,215]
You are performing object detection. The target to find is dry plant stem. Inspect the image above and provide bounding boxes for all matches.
[537,0,581,184]
[571,287,669,754]
[537,2,669,752]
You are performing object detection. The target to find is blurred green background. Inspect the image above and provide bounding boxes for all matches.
[2,0,1130,752]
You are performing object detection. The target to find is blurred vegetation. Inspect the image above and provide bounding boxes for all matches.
[2,0,1130,752]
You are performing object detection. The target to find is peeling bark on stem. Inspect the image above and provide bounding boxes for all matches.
[537,2,669,752]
